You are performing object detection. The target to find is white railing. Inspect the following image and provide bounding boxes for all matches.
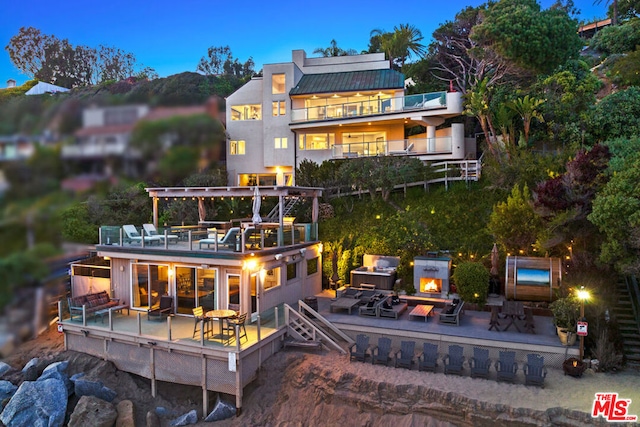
[283,303,346,353]
[331,137,452,159]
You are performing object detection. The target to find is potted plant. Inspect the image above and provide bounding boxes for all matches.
[549,296,580,346]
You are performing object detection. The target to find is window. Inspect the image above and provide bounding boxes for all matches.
[307,257,319,276]
[272,101,286,116]
[239,174,277,186]
[272,74,285,94]
[231,104,262,121]
[274,137,288,149]
[263,267,281,290]
[230,140,245,155]
[298,133,335,150]
[287,263,297,281]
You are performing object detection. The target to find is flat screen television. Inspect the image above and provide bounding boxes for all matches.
[516,268,550,286]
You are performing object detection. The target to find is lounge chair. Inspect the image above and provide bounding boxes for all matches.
[394,341,416,369]
[495,351,518,383]
[469,347,492,379]
[524,354,547,388]
[443,345,465,375]
[123,224,162,245]
[148,295,173,321]
[349,334,370,362]
[372,337,393,366]
[439,300,464,326]
[199,227,240,250]
[418,342,439,372]
[143,223,178,244]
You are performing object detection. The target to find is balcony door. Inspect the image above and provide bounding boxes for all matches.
[175,266,217,315]
[131,263,169,310]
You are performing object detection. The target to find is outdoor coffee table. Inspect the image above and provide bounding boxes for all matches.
[409,304,434,322]
[206,309,238,343]
[95,304,130,323]
[330,298,361,314]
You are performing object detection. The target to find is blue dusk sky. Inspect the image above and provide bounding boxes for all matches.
[0,0,607,86]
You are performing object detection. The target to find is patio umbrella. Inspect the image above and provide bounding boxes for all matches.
[490,243,499,276]
[198,198,206,223]
[252,186,262,225]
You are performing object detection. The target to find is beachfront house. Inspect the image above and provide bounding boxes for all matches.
[225,49,474,186]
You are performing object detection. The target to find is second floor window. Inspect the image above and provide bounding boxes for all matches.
[231,104,261,121]
[230,140,245,155]
[272,101,286,116]
[275,137,288,149]
[298,133,335,150]
[272,74,285,94]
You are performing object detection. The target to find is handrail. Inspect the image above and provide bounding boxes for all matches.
[297,300,355,345]
[626,276,640,335]
[283,304,346,354]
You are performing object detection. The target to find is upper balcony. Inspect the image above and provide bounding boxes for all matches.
[291,91,460,124]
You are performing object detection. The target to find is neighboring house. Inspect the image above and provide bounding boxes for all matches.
[225,49,471,186]
[5,79,16,89]
[578,18,612,39]
[25,81,70,95]
[0,135,35,162]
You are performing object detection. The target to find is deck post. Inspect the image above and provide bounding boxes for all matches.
[279,195,284,228]
[235,325,240,351]
[150,347,156,397]
[256,315,261,342]
[141,229,145,248]
[275,306,279,329]
[188,230,192,251]
[137,312,141,335]
[152,197,158,228]
[312,196,318,224]
[164,229,168,249]
[235,355,243,416]
[167,316,172,341]
[202,357,208,417]
[119,228,123,245]
[200,320,205,346]
[109,309,113,331]
[57,300,63,322]
[82,305,86,326]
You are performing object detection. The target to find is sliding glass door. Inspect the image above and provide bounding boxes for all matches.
[175,266,217,315]
[131,263,169,310]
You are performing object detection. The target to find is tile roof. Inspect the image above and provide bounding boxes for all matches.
[75,124,134,137]
[290,69,404,96]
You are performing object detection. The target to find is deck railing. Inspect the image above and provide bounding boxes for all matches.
[291,91,447,123]
[331,137,452,159]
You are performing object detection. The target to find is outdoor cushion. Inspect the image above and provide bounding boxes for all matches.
[85,294,102,307]
[71,296,87,307]
[129,230,140,237]
[96,292,110,306]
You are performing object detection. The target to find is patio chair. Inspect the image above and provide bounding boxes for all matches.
[223,313,248,344]
[495,351,518,383]
[148,295,173,321]
[123,224,162,245]
[524,354,547,388]
[349,334,370,362]
[418,342,439,372]
[469,347,492,379]
[143,223,178,245]
[199,227,240,250]
[394,341,416,369]
[228,303,240,315]
[443,345,465,375]
[192,306,211,338]
[372,337,393,366]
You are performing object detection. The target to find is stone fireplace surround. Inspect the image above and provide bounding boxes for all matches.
[413,256,452,298]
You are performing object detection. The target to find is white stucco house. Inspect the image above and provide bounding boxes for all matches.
[225,49,474,186]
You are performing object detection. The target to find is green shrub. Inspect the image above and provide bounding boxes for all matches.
[610,49,640,86]
[591,18,640,55]
[549,296,580,329]
[452,262,490,306]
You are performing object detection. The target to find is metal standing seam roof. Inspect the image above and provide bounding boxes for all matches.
[289,69,405,96]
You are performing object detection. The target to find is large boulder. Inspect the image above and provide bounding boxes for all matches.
[0,378,67,427]
[0,381,17,411]
[38,361,72,396]
[204,395,236,422]
[170,409,198,426]
[0,362,12,378]
[74,378,117,402]
[68,395,117,427]
[115,399,135,427]
[146,410,161,427]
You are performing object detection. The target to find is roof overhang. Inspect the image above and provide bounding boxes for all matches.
[145,186,323,199]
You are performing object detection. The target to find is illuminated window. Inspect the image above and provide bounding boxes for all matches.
[298,133,335,150]
[230,104,262,121]
[274,137,288,149]
[230,140,245,155]
[272,101,286,116]
[263,267,281,290]
[272,74,285,94]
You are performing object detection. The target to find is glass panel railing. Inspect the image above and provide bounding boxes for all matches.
[332,137,453,159]
[292,91,448,122]
[100,226,122,246]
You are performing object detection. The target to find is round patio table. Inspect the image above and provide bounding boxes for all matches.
[205,309,238,343]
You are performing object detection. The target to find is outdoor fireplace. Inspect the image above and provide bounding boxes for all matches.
[420,278,442,293]
[413,255,452,297]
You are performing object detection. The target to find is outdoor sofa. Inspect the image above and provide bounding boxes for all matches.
[68,291,121,321]
[439,300,465,326]
[379,300,408,319]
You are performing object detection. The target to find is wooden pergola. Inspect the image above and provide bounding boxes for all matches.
[145,186,323,228]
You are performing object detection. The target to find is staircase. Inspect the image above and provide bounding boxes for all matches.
[266,197,299,222]
[615,278,640,367]
[283,301,354,354]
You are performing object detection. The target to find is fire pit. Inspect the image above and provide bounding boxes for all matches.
[563,357,586,377]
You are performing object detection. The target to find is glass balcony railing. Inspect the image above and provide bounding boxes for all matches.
[331,137,452,159]
[98,223,319,254]
[291,91,448,123]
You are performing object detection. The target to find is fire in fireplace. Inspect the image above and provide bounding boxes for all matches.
[421,278,442,293]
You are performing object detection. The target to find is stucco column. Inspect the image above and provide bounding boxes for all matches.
[427,126,436,152]
[451,123,465,159]
[152,197,158,228]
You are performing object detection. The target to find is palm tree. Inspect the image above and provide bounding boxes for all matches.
[370,24,426,69]
[464,77,499,157]
[313,40,357,57]
[508,95,545,143]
